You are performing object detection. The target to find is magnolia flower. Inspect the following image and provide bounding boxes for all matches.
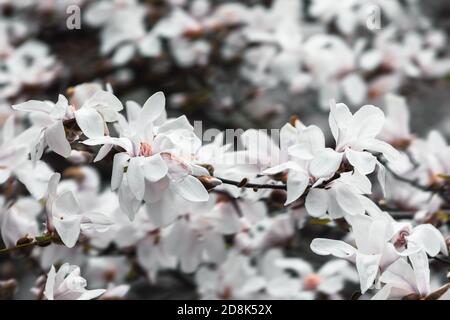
[329,101,399,175]
[46,173,113,248]
[311,213,399,293]
[44,264,105,300]
[12,85,122,159]
[83,92,209,220]
[257,120,342,205]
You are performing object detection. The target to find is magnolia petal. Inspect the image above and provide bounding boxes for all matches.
[44,265,56,300]
[356,253,381,294]
[53,215,82,248]
[172,175,209,202]
[45,121,71,158]
[93,144,113,162]
[408,224,448,257]
[142,154,168,182]
[285,171,309,205]
[75,107,104,139]
[310,238,356,258]
[310,148,343,178]
[12,100,53,114]
[305,188,329,218]
[139,92,165,126]
[345,149,376,175]
[335,186,364,215]
[351,105,385,141]
[409,250,431,297]
[111,153,130,190]
[126,157,145,201]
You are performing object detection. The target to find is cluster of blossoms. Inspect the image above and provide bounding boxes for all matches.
[2,0,450,127]
[0,81,449,300]
[0,0,449,301]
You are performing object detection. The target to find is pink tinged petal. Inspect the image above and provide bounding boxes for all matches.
[45,121,71,158]
[44,265,57,300]
[310,148,343,178]
[409,250,431,296]
[350,105,385,140]
[142,154,168,182]
[75,107,104,139]
[285,171,309,205]
[172,175,209,202]
[111,153,130,190]
[310,238,356,258]
[139,91,165,126]
[335,186,364,215]
[408,224,448,257]
[356,253,382,294]
[305,188,329,218]
[126,157,145,201]
[345,149,376,175]
[12,100,53,113]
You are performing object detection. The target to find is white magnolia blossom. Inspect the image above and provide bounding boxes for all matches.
[44,263,105,300]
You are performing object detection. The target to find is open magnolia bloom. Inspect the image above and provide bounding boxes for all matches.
[44,264,105,300]
[12,83,123,160]
[311,213,399,293]
[83,92,210,220]
[259,120,343,205]
[329,101,399,175]
[46,173,113,248]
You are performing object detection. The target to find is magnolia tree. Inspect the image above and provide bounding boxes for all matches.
[0,0,449,300]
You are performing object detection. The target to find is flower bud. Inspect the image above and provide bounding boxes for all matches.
[198,175,222,191]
